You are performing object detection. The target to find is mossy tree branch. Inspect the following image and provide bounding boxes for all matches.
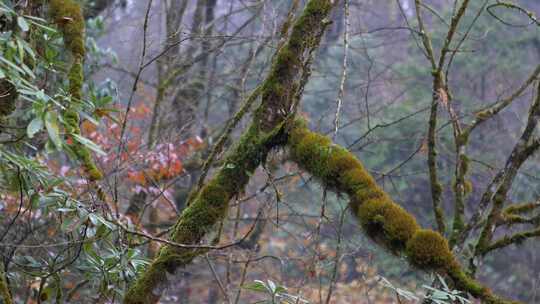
[503,201,540,215]
[194,0,306,195]
[469,64,540,133]
[486,1,540,27]
[49,0,103,181]
[287,122,520,304]
[482,228,540,254]
[473,82,540,261]
[414,0,455,235]
[432,0,471,240]
[451,62,540,249]
[123,1,336,303]
[499,213,540,227]
[499,201,540,226]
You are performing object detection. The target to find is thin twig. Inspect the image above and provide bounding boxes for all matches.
[333,0,349,139]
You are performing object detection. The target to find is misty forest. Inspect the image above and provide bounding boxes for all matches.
[0,0,539,303]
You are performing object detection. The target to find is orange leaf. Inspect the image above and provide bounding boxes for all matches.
[127,171,146,185]
[127,139,140,153]
[80,120,97,134]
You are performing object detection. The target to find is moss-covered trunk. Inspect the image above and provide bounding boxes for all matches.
[123,1,336,303]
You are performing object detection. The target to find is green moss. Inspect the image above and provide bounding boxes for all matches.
[464,180,473,194]
[124,245,204,304]
[285,124,518,302]
[288,122,310,146]
[49,0,103,182]
[288,123,420,251]
[446,262,519,304]
[459,154,470,175]
[68,59,84,100]
[288,0,332,50]
[406,229,453,269]
[289,130,364,185]
[261,75,287,101]
[475,110,491,121]
[172,197,227,243]
[351,184,385,205]
[358,198,420,251]
[204,173,232,199]
[80,150,103,180]
[63,109,79,133]
[503,202,538,215]
[126,1,336,301]
[450,206,465,236]
[273,47,298,75]
[456,132,470,146]
[49,0,86,58]
[339,167,377,197]
[448,262,487,295]
[432,181,443,198]
[289,131,333,178]
[125,124,287,304]
[326,146,362,177]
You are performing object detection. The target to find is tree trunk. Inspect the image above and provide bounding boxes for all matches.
[123,1,336,303]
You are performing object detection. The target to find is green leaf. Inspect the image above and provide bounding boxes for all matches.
[57,208,76,213]
[35,89,48,101]
[0,55,26,74]
[71,133,107,156]
[16,38,24,61]
[88,213,114,230]
[79,111,99,126]
[243,280,268,293]
[267,280,276,293]
[21,39,35,60]
[274,286,287,294]
[0,2,15,14]
[22,15,47,23]
[44,46,58,62]
[20,63,35,79]
[17,16,29,32]
[44,111,63,149]
[29,193,40,208]
[27,117,43,138]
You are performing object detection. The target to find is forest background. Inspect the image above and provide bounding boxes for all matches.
[0,0,539,303]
